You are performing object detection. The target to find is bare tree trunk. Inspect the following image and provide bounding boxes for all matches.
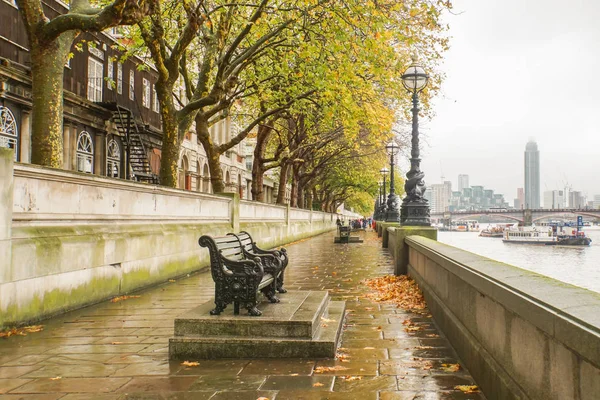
[276,161,290,204]
[29,35,72,167]
[251,124,272,201]
[157,96,179,187]
[196,115,224,193]
[290,164,300,208]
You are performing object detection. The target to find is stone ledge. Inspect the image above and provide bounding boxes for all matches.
[406,235,600,368]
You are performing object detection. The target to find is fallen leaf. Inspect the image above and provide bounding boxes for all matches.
[362,275,427,311]
[441,363,461,372]
[344,376,363,381]
[110,342,124,345]
[363,347,375,350]
[50,376,62,380]
[321,317,335,323]
[314,366,349,373]
[256,397,270,400]
[0,325,44,338]
[313,382,324,387]
[181,361,200,367]
[110,295,141,303]
[168,279,176,283]
[455,385,479,393]
[290,373,299,376]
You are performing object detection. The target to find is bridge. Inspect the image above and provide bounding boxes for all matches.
[430,208,600,224]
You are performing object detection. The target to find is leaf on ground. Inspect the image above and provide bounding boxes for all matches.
[331,272,337,276]
[405,326,422,332]
[441,363,461,372]
[50,376,62,380]
[362,275,426,311]
[312,382,325,387]
[181,361,200,367]
[344,376,363,381]
[110,295,141,303]
[455,385,479,393]
[0,325,44,338]
[111,342,124,345]
[422,362,433,370]
[168,279,176,282]
[314,365,349,373]
[363,347,375,350]
[256,397,270,400]
[425,333,439,338]
[321,317,335,323]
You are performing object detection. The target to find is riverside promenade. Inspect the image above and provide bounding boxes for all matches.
[0,231,483,399]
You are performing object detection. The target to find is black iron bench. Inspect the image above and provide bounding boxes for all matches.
[230,231,288,294]
[199,234,283,316]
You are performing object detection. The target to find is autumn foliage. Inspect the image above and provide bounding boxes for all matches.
[363,275,426,310]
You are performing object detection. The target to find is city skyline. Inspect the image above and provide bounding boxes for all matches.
[412,0,600,200]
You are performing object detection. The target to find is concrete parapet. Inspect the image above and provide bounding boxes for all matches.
[405,236,600,400]
[375,221,400,247]
[387,227,437,275]
[0,164,338,328]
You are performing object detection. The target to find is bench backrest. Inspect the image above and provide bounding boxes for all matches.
[212,235,245,261]
[234,232,254,253]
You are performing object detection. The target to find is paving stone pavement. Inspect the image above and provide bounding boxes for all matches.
[0,230,485,399]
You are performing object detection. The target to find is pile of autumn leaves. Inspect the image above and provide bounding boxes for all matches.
[363,275,426,311]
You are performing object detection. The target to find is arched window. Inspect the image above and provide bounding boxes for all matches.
[179,155,189,190]
[0,106,18,161]
[202,164,210,193]
[76,131,94,173]
[106,139,120,178]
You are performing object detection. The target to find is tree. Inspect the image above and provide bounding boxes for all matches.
[16,0,154,167]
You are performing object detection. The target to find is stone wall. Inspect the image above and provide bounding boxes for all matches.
[405,236,600,400]
[0,153,338,328]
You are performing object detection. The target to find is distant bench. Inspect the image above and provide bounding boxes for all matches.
[198,231,288,316]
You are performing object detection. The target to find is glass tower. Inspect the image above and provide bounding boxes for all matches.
[524,140,540,209]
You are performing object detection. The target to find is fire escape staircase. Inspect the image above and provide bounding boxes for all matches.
[113,105,159,184]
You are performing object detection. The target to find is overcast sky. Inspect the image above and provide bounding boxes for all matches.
[409,0,600,202]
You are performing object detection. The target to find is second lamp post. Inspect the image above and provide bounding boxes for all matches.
[385,142,401,222]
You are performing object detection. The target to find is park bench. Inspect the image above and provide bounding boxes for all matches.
[198,234,284,316]
[230,231,288,294]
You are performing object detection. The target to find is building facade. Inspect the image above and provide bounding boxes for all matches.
[543,190,565,209]
[458,174,469,192]
[0,0,274,201]
[524,140,540,208]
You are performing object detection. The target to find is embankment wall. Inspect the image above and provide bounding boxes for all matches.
[403,234,600,400]
[0,149,338,327]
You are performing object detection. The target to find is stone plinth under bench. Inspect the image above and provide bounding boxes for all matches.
[169,290,345,359]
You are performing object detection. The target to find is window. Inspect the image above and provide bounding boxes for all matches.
[142,78,150,108]
[106,139,120,178]
[152,84,160,113]
[107,60,113,90]
[87,57,103,102]
[129,69,135,100]
[117,63,123,94]
[0,106,18,161]
[76,131,94,173]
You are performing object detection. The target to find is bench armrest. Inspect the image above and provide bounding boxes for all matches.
[220,254,265,277]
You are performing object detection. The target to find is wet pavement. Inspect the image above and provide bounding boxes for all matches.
[0,230,485,399]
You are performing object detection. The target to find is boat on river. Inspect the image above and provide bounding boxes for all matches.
[502,225,592,246]
[479,225,508,238]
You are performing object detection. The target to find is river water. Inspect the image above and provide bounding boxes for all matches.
[437,224,600,294]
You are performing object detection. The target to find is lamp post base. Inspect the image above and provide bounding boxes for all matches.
[400,202,431,226]
[385,194,401,223]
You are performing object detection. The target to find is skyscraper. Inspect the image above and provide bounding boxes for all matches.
[524,140,540,208]
[458,174,469,192]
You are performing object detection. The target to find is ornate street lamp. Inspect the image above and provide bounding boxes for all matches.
[385,141,400,222]
[374,180,383,220]
[400,58,430,226]
[379,167,389,219]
